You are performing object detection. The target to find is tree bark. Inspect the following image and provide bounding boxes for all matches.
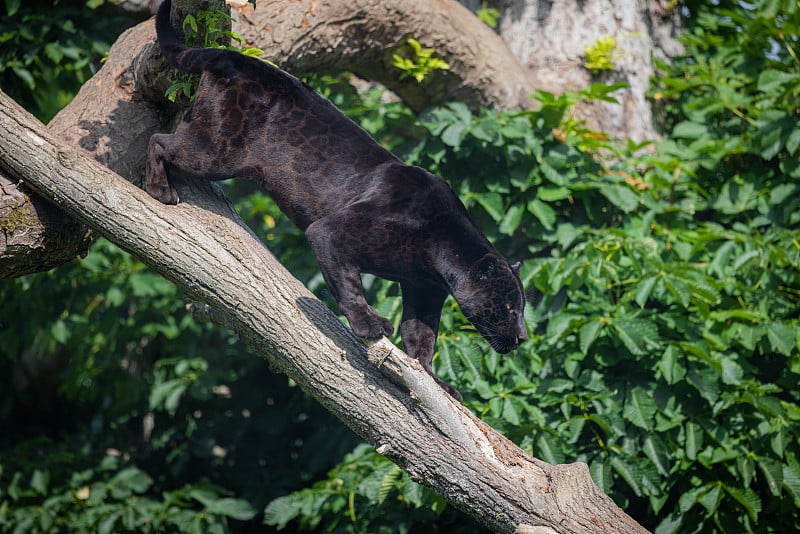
[0,170,92,278]
[0,90,648,534]
[0,19,169,278]
[233,0,536,112]
[461,0,683,141]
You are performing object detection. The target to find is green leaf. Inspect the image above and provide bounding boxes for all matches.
[377,465,403,505]
[527,198,556,230]
[441,122,468,147]
[472,192,504,222]
[658,345,686,384]
[736,322,764,351]
[30,469,49,495]
[264,495,303,529]
[98,511,122,534]
[499,203,525,235]
[51,319,69,344]
[5,0,21,16]
[709,240,737,277]
[623,386,657,430]
[610,456,643,496]
[561,416,586,444]
[204,498,257,520]
[663,274,690,307]
[600,185,640,213]
[539,162,566,186]
[678,485,704,513]
[502,397,521,426]
[44,42,65,63]
[589,458,613,493]
[719,356,743,385]
[757,69,797,93]
[766,321,796,356]
[757,110,794,159]
[634,275,658,307]
[110,467,152,495]
[654,513,683,534]
[771,427,786,458]
[448,102,472,124]
[783,462,800,507]
[757,458,783,497]
[536,433,565,464]
[149,378,187,415]
[733,250,761,273]
[785,128,800,155]
[643,435,669,476]
[579,318,604,354]
[724,486,761,522]
[546,313,582,345]
[612,317,658,356]
[687,367,720,405]
[673,121,707,139]
[697,483,722,515]
[537,186,571,202]
[685,422,703,461]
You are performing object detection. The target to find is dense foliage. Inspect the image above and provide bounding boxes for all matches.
[1,0,799,533]
[0,0,144,122]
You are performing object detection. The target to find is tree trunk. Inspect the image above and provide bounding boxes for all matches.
[461,0,683,141]
[0,90,648,534]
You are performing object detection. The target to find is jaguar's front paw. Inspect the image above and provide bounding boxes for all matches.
[146,184,180,205]
[433,376,464,402]
[350,313,394,340]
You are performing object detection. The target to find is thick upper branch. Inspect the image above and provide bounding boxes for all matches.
[233,0,536,112]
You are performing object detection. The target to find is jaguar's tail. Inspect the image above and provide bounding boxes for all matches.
[155,0,207,76]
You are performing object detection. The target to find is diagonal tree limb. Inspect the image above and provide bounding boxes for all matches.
[0,90,647,534]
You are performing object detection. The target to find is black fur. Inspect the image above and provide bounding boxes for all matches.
[147,0,527,400]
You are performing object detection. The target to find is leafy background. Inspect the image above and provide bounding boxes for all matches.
[1,0,799,532]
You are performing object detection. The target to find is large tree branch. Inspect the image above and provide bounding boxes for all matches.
[0,90,647,534]
[0,20,167,277]
[233,0,535,112]
[0,170,92,278]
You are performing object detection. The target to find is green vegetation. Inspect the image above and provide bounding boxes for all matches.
[0,0,145,122]
[1,0,798,532]
[475,3,500,29]
[583,35,623,72]
[391,38,451,83]
[166,9,265,102]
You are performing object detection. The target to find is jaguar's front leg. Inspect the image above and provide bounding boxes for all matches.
[399,283,460,400]
[305,217,394,339]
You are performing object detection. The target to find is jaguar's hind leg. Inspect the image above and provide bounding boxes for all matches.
[145,133,180,205]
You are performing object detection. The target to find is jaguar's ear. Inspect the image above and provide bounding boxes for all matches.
[511,261,521,275]
[471,255,497,281]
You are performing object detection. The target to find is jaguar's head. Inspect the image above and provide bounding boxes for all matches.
[456,254,527,353]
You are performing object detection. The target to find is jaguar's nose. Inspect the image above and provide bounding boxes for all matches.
[518,330,528,344]
[509,331,527,351]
